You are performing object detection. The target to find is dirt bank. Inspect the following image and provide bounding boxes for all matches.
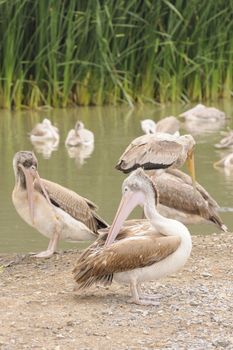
[0,233,232,350]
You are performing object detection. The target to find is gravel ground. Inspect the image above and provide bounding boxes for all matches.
[0,232,233,350]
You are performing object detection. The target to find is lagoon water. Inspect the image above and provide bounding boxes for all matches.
[0,102,233,253]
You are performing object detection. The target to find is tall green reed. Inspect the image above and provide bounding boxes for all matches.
[0,0,232,108]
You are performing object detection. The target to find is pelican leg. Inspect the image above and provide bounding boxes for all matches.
[34,221,61,258]
[128,281,160,306]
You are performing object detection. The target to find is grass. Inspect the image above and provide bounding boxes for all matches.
[0,0,232,109]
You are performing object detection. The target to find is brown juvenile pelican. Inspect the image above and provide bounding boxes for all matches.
[12,151,107,258]
[141,116,180,136]
[214,153,233,170]
[65,121,94,147]
[116,133,196,185]
[180,104,225,121]
[73,169,192,305]
[151,169,227,231]
[215,130,233,149]
[30,118,59,143]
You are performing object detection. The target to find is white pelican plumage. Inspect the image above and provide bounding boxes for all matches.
[180,104,225,122]
[65,121,94,147]
[73,169,192,305]
[29,118,59,143]
[141,116,180,135]
[12,151,107,258]
[140,119,156,134]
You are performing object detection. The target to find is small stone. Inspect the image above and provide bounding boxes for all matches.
[189,301,199,306]
[201,272,212,277]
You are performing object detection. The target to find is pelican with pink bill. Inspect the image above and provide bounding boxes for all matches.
[73,169,192,305]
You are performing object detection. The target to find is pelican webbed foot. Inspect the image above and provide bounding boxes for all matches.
[33,249,55,258]
[32,231,60,258]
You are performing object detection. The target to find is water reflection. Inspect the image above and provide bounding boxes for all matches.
[0,102,233,253]
[184,118,226,136]
[66,143,95,167]
[31,139,59,159]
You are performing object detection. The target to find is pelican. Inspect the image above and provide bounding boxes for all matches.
[29,118,59,143]
[65,121,94,147]
[12,151,108,258]
[141,116,180,135]
[116,133,196,186]
[214,153,233,170]
[215,130,233,149]
[180,104,225,121]
[140,119,156,134]
[73,169,192,305]
[151,169,227,231]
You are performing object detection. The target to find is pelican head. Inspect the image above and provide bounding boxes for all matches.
[105,169,158,246]
[13,151,38,184]
[140,119,156,134]
[42,118,52,127]
[13,151,39,223]
[75,121,84,133]
[13,151,49,225]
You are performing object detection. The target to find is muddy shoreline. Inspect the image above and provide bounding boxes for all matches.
[0,232,232,350]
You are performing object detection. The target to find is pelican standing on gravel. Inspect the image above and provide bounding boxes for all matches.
[73,169,192,305]
[65,121,94,147]
[116,133,196,186]
[12,151,107,258]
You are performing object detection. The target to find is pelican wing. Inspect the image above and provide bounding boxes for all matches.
[156,116,180,134]
[73,234,180,289]
[151,169,225,229]
[215,132,233,149]
[35,178,107,232]
[30,124,46,136]
[116,134,182,173]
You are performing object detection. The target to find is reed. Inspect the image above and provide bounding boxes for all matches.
[0,0,232,108]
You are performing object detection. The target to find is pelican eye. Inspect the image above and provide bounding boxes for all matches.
[31,165,37,171]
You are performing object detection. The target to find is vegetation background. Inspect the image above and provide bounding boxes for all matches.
[0,0,232,109]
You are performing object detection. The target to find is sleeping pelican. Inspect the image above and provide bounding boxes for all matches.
[214,153,233,170]
[65,121,94,147]
[29,118,59,143]
[73,169,192,305]
[141,116,180,135]
[140,119,156,134]
[12,151,107,258]
[215,130,233,149]
[116,133,196,186]
[151,169,227,231]
[180,104,225,121]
